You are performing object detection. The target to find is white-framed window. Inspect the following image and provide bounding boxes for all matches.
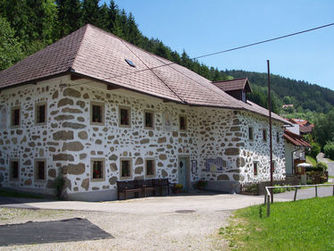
[91,158,105,181]
[35,159,46,181]
[262,129,267,142]
[120,158,132,179]
[144,111,154,129]
[35,102,47,125]
[119,106,131,127]
[248,127,254,140]
[179,115,187,131]
[253,162,258,176]
[145,159,155,178]
[90,102,105,125]
[11,106,20,127]
[10,160,19,181]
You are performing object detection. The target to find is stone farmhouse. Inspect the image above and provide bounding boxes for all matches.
[0,24,289,201]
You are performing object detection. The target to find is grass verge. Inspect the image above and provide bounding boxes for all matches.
[220,196,334,250]
[306,155,317,166]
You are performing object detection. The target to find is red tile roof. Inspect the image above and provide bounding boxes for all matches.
[0,24,288,124]
[213,78,252,92]
[288,118,314,134]
[284,130,311,147]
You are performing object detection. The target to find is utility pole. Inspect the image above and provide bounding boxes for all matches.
[267,60,274,203]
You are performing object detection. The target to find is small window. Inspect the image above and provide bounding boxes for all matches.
[144,111,154,129]
[35,103,47,124]
[248,127,254,140]
[253,162,258,176]
[119,107,131,127]
[91,159,105,181]
[35,160,46,180]
[276,132,280,143]
[91,102,104,125]
[145,159,155,177]
[262,129,267,142]
[120,159,132,179]
[11,107,20,127]
[272,161,276,173]
[10,160,19,180]
[179,115,187,131]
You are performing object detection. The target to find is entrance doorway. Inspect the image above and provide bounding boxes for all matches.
[178,156,190,192]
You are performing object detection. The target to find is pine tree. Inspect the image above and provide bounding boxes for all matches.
[126,12,142,45]
[56,0,82,38]
[107,0,119,32]
[97,3,109,31]
[82,0,100,26]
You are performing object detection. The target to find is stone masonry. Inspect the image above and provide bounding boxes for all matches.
[0,75,286,200]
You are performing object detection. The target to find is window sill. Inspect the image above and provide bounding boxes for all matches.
[90,122,105,126]
[91,178,105,182]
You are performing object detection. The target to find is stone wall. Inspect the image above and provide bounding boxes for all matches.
[238,112,286,184]
[0,75,286,200]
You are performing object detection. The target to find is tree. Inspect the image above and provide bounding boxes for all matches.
[107,0,119,32]
[56,0,82,38]
[82,0,100,26]
[313,109,334,148]
[97,3,109,31]
[0,16,23,70]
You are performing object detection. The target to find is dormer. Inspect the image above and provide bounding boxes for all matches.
[213,78,252,103]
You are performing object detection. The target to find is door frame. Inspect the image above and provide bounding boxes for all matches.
[178,155,191,191]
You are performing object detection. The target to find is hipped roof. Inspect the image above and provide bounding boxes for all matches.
[0,24,288,124]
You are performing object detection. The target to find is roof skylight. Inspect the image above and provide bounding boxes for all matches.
[125,59,136,67]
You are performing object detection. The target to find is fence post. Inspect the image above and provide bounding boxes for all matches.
[267,194,270,217]
[294,188,298,201]
[264,193,267,205]
[315,185,318,198]
[332,185,334,196]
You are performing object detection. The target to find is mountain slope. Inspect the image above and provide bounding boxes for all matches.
[224,70,334,114]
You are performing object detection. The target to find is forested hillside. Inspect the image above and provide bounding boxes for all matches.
[225,70,334,115]
[1,0,333,117]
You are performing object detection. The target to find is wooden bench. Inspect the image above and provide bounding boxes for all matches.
[117,178,170,200]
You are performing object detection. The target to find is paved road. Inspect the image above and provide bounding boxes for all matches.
[317,152,334,177]
[274,186,333,201]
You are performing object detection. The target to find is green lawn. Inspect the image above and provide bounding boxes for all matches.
[220,197,334,250]
[306,155,317,166]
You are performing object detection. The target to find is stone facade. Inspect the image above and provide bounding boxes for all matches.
[0,75,286,200]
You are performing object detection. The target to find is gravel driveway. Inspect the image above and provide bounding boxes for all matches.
[1,189,333,250]
[1,192,266,250]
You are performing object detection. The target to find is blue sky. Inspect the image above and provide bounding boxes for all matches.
[105,0,334,90]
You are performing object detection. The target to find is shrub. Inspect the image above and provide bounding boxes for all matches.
[316,162,328,172]
[194,180,207,189]
[324,141,334,160]
[310,142,321,159]
[54,175,65,200]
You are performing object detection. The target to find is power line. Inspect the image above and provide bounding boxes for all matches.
[193,22,334,60]
[73,22,334,85]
